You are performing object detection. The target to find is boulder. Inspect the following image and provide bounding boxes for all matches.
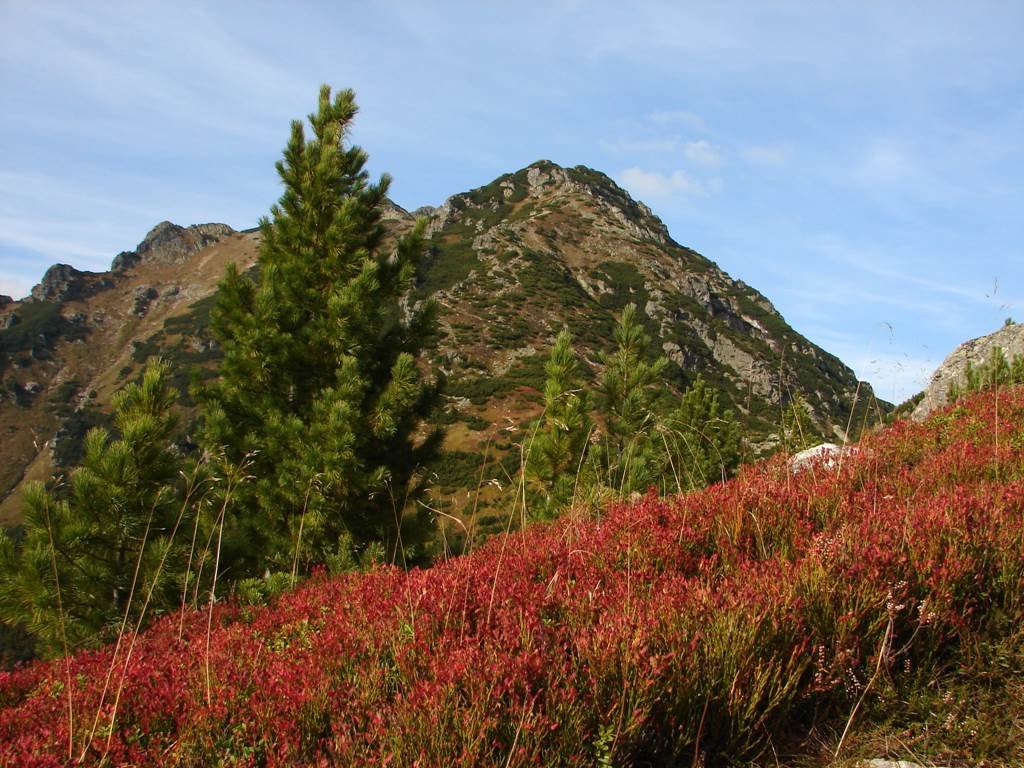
[788,442,856,473]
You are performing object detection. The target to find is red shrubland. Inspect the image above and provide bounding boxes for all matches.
[2,388,1023,766]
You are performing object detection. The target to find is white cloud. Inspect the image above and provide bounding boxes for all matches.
[683,139,722,167]
[742,143,792,167]
[0,172,168,270]
[0,171,162,222]
[618,167,709,199]
[2,4,306,146]
[646,110,706,131]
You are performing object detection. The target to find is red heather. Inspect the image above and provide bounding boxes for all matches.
[2,388,1022,766]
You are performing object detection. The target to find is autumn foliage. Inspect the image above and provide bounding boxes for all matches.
[2,387,1023,766]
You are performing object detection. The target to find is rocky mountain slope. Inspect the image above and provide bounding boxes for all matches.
[0,222,257,524]
[0,161,885,528]
[912,321,1024,419]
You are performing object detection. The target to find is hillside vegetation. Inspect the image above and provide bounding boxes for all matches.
[2,385,1021,766]
[0,159,884,534]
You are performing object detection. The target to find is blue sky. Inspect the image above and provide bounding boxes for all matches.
[2,1,1022,403]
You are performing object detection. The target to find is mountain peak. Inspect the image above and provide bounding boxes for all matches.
[425,160,670,247]
[111,221,234,272]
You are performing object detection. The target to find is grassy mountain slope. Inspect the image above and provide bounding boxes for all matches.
[1,386,1019,766]
[0,162,885,530]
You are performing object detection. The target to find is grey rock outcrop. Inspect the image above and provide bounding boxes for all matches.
[110,250,139,273]
[30,264,89,302]
[912,322,1024,420]
[29,264,113,303]
[111,221,234,272]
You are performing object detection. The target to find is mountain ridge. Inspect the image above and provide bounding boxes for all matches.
[0,159,886,528]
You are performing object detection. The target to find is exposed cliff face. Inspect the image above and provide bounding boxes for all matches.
[912,322,1024,420]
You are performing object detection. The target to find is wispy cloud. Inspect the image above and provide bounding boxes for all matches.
[742,143,793,167]
[0,171,163,221]
[0,218,112,266]
[0,171,167,268]
[617,167,710,199]
[1,4,308,146]
[812,329,937,404]
[806,232,1022,309]
[683,139,722,167]
[845,348,935,404]
[601,136,723,168]
[775,281,958,319]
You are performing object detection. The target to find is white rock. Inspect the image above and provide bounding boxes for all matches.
[788,442,855,473]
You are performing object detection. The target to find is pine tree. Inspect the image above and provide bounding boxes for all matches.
[592,303,667,496]
[780,393,817,453]
[661,375,741,492]
[198,86,441,575]
[526,329,592,517]
[0,361,186,655]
